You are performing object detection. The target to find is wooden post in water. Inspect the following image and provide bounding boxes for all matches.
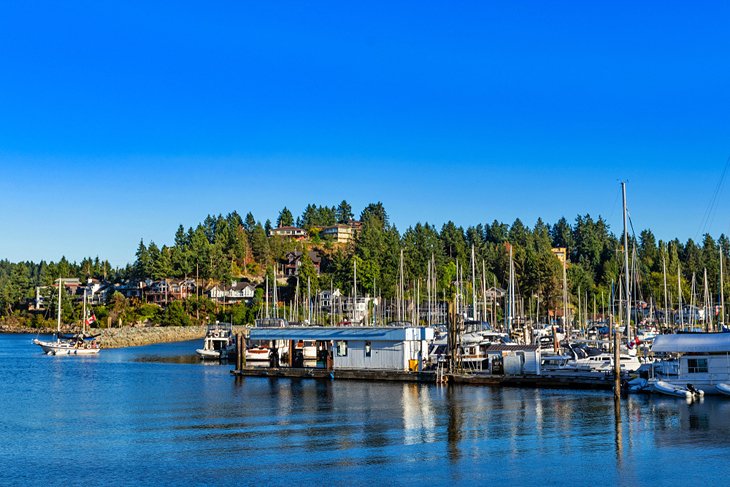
[236,333,243,371]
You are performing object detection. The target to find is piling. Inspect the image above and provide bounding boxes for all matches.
[236,333,243,371]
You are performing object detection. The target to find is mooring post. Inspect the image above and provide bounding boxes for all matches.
[613,327,621,401]
[236,333,243,371]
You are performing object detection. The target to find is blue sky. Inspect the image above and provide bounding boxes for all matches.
[1,1,729,267]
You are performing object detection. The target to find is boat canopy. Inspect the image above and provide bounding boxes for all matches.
[652,333,730,353]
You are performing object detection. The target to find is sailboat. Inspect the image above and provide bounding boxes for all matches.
[33,280,101,355]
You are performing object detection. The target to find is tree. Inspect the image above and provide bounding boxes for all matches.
[134,240,151,280]
[336,200,353,223]
[277,207,294,227]
[360,202,388,226]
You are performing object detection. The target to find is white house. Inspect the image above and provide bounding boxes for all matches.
[208,281,256,303]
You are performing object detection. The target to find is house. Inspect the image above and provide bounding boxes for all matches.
[208,281,256,303]
[282,250,322,277]
[551,247,568,267]
[145,278,197,304]
[320,224,354,244]
[248,326,434,371]
[270,226,308,240]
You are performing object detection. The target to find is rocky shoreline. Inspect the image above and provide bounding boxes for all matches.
[1,325,249,349]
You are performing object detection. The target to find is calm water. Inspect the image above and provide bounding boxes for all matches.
[2,334,730,486]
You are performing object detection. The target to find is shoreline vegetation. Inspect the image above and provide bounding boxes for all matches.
[3,200,730,332]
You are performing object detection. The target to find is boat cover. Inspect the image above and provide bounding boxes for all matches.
[652,333,730,353]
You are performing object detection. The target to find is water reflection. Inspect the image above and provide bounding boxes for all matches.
[6,334,730,485]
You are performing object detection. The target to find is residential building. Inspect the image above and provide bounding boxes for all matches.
[320,224,354,244]
[145,278,197,304]
[208,281,256,303]
[551,247,568,267]
[270,226,308,240]
[282,250,322,277]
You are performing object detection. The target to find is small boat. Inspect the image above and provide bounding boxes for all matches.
[245,346,271,362]
[715,383,730,396]
[651,380,704,399]
[196,323,236,360]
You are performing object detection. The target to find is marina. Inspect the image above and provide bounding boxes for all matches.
[4,332,730,485]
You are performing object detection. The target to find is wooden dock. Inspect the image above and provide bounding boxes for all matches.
[230,366,616,390]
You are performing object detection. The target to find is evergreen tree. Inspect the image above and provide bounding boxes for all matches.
[336,200,353,223]
[277,207,294,227]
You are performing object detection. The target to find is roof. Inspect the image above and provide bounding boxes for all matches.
[651,333,730,353]
[250,326,434,342]
[484,344,539,352]
[273,226,306,232]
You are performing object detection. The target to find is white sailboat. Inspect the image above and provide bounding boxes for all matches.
[33,280,101,355]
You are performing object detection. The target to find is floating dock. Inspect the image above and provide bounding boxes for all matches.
[231,366,615,390]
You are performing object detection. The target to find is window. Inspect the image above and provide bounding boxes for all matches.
[687,358,708,374]
[365,341,372,357]
[337,341,348,357]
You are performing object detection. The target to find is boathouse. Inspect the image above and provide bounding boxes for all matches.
[483,344,541,375]
[248,326,434,371]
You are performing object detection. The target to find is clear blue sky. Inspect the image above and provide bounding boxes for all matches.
[1,1,729,267]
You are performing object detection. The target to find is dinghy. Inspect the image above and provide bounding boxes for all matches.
[652,380,693,399]
[715,383,730,396]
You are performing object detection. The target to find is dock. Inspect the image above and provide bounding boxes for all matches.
[231,366,616,390]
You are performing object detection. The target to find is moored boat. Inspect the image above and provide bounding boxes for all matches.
[196,322,236,360]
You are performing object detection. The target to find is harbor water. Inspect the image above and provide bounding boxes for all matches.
[3,333,730,485]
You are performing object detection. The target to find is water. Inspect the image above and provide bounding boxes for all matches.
[3,334,730,486]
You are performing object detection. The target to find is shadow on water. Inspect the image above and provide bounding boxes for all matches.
[133,354,209,364]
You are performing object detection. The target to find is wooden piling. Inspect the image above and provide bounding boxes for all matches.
[236,333,243,371]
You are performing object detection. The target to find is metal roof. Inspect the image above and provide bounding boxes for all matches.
[484,344,539,352]
[651,333,730,353]
[249,326,431,342]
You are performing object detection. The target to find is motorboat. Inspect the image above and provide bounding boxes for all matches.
[196,323,236,360]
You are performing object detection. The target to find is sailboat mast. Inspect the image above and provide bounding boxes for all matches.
[265,274,269,319]
[471,244,476,320]
[678,264,683,330]
[82,288,87,335]
[721,247,725,329]
[621,181,631,342]
[57,278,62,334]
[663,250,668,328]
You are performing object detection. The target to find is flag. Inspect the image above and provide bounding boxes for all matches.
[85,312,96,326]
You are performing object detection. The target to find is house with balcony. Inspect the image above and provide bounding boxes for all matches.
[320,224,354,244]
[270,226,308,240]
[208,281,256,304]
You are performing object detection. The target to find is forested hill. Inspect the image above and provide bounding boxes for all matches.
[1,199,728,325]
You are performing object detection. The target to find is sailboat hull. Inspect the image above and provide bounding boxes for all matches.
[33,339,101,356]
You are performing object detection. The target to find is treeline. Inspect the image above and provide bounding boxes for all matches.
[2,200,730,326]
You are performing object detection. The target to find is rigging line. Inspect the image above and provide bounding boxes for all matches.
[696,156,730,239]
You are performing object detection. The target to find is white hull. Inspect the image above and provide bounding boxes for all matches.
[650,380,704,399]
[245,348,270,362]
[716,383,730,396]
[33,339,100,356]
[196,347,235,360]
